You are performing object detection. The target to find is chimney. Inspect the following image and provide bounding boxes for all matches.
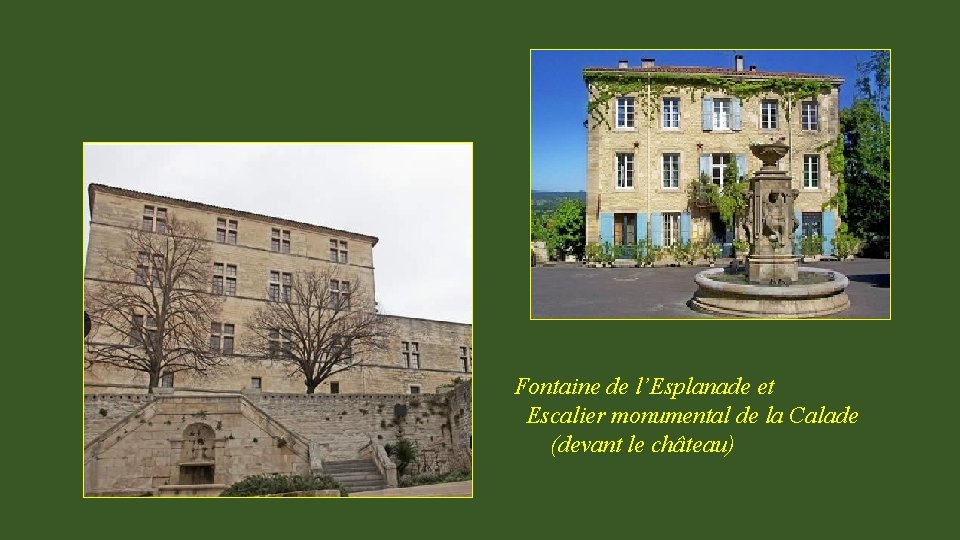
[749,65,757,72]
[641,58,655,68]
[735,54,744,72]
[618,59,629,69]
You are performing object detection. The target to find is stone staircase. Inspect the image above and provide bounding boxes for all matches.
[323,459,386,493]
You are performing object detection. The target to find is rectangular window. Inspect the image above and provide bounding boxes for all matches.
[803,155,820,188]
[802,101,819,130]
[251,377,262,390]
[711,154,730,187]
[213,263,236,296]
[662,98,680,128]
[269,328,292,358]
[328,279,350,309]
[616,153,634,189]
[216,218,238,245]
[802,212,823,238]
[210,322,235,354]
[402,341,420,369]
[662,154,680,188]
[663,212,680,247]
[130,314,144,345]
[460,346,470,373]
[269,271,280,301]
[129,314,157,347]
[330,239,349,263]
[330,382,340,394]
[271,228,291,253]
[761,100,779,129]
[616,97,635,128]
[713,99,730,130]
[160,372,174,388]
[409,385,421,395]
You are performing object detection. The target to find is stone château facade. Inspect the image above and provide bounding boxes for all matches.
[83,184,472,495]
[584,55,844,257]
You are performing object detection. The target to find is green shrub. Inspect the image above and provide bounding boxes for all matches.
[219,473,347,497]
[399,469,472,488]
[800,234,822,256]
[831,224,862,259]
[634,239,662,267]
[384,437,417,477]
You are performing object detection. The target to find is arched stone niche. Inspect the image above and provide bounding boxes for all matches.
[176,422,217,484]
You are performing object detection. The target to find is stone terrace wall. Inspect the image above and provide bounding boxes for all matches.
[449,381,472,471]
[85,394,156,445]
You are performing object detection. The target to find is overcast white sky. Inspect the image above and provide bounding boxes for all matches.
[83,143,472,324]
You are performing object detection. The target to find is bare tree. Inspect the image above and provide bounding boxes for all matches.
[245,269,393,394]
[85,217,224,392]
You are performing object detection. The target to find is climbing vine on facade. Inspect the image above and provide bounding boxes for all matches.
[584,72,834,129]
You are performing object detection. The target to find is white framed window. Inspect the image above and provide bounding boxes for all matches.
[616,153,634,189]
[662,213,680,247]
[210,322,235,354]
[711,154,730,187]
[329,239,348,264]
[802,101,819,130]
[402,341,420,369]
[761,100,778,129]
[713,99,731,130]
[662,154,680,188]
[803,155,820,188]
[662,98,680,128]
[142,205,167,233]
[213,263,237,296]
[616,97,635,128]
[216,218,238,244]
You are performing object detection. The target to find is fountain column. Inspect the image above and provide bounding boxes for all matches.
[745,143,799,283]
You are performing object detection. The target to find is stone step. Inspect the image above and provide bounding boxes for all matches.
[342,482,386,493]
[324,465,380,474]
[323,459,385,493]
[328,472,383,482]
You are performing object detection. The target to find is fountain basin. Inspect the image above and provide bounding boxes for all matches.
[690,267,850,318]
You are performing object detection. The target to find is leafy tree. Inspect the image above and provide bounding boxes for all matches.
[85,218,224,393]
[841,100,889,239]
[550,198,586,259]
[856,50,890,116]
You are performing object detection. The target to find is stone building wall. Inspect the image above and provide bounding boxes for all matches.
[585,73,842,248]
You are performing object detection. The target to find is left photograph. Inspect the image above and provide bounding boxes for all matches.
[83,143,473,497]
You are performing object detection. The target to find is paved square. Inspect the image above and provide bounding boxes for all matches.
[532,258,890,319]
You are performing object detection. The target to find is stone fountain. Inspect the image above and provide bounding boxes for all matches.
[689,143,850,318]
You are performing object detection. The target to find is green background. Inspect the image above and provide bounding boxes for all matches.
[8,1,948,537]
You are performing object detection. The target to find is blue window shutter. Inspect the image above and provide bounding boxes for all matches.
[636,213,647,243]
[736,154,747,180]
[651,213,663,246]
[793,211,803,255]
[731,98,742,130]
[599,213,614,247]
[699,154,710,177]
[680,212,691,243]
[702,98,713,130]
[822,210,836,255]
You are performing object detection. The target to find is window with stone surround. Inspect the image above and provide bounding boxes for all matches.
[460,346,471,373]
[129,314,157,347]
[210,322,235,354]
[616,153,634,189]
[329,239,348,264]
[269,271,292,301]
[409,385,421,395]
[269,328,292,358]
[161,372,174,388]
[662,98,680,128]
[803,155,820,188]
[251,377,262,390]
[216,218,238,245]
[616,97,635,128]
[330,382,340,394]
[402,341,420,369]
[713,98,731,130]
[662,212,680,247]
[801,101,819,130]
[711,154,729,187]
[328,280,350,309]
[142,205,167,233]
[662,153,680,188]
[761,100,779,129]
[135,252,163,287]
[271,228,291,253]
[213,263,237,296]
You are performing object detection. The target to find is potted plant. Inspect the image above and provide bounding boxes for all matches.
[800,234,822,263]
[703,242,722,267]
[732,238,750,262]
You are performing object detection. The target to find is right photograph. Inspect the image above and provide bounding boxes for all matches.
[531,49,890,319]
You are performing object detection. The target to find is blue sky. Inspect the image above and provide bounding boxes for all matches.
[531,49,875,192]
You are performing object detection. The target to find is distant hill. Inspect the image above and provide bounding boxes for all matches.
[532,191,586,213]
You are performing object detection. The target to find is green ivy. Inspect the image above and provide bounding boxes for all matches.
[821,134,847,216]
[584,72,834,129]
